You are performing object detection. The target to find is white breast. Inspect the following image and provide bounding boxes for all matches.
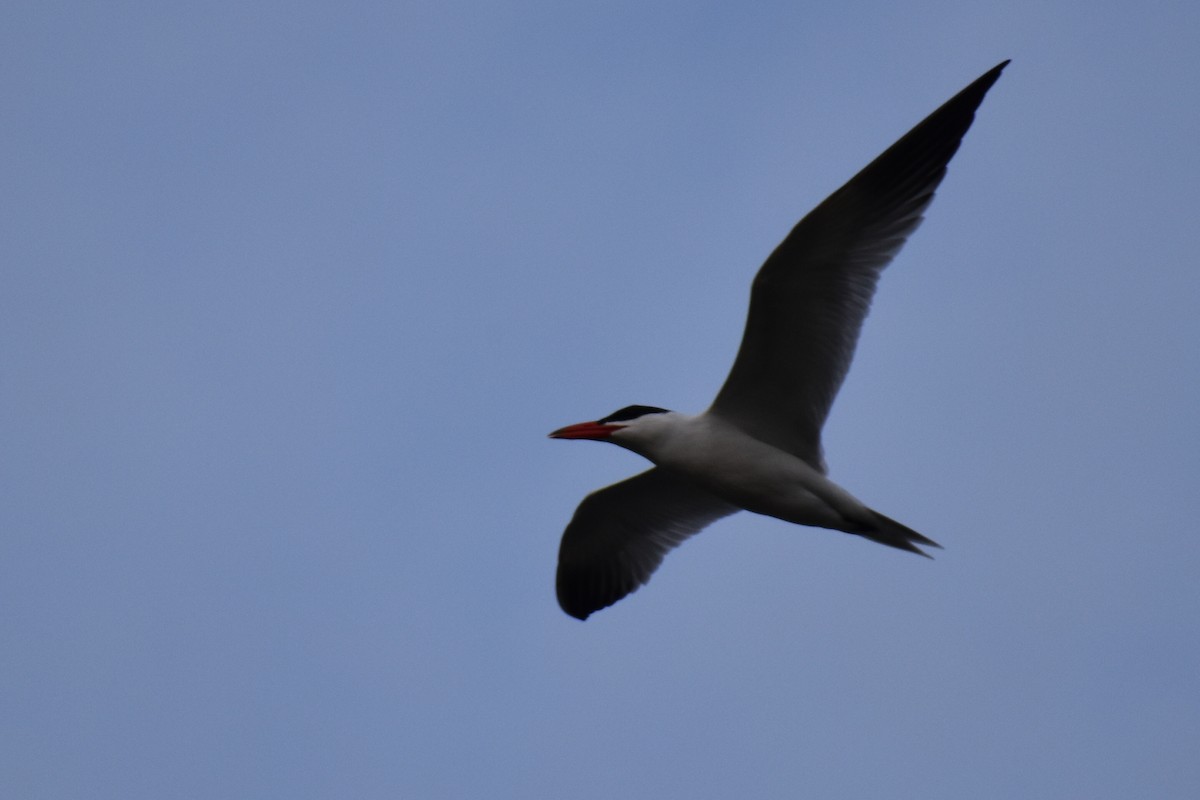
[646,414,875,532]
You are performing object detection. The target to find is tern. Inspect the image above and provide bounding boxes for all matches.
[550,61,1008,620]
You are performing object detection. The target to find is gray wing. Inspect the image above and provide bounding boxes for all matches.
[556,468,738,620]
[709,62,1007,468]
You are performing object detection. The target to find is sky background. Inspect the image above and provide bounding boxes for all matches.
[3,1,1198,798]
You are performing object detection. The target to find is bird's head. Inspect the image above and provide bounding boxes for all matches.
[549,405,676,449]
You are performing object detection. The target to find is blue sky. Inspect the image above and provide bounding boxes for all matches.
[3,1,1198,797]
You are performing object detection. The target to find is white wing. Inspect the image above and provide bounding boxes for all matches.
[709,61,1008,468]
[556,468,738,620]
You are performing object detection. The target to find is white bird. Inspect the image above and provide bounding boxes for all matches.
[550,61,1008,620]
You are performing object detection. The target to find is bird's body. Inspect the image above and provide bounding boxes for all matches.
[604,412,873,535]
[551,62,1008,620]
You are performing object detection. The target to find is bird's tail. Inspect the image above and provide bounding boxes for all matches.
[858,511,942,558]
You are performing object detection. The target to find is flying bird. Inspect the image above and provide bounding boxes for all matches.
[550,61,1008,620]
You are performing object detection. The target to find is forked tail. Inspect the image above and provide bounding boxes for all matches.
[859,510,942,557]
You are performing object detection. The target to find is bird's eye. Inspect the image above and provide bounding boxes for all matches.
[599,405,670,424]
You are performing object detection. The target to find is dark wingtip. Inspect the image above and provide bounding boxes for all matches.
[979,59,1010,88]
[559,593,593,621]
[556,569,610,621]
[557,567,641,620]
[556,582,593,620]
[941,60,1009,114]
[976,60,1010,82]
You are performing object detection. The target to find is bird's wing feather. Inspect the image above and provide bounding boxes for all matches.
[556,468,738,620]
[709,61,1008,467]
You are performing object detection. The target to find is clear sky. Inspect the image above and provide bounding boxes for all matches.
[3,1,1198,798]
